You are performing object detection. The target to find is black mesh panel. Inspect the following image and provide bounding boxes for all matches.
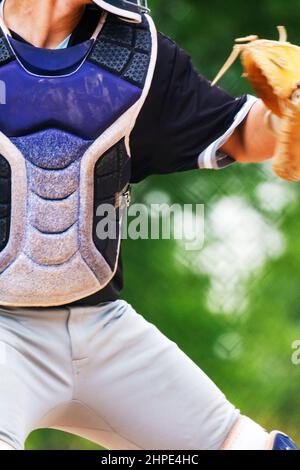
[0,35,15,65]
[88,14,152,88]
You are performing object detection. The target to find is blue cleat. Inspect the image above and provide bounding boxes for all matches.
[267,431,298,450]
[221,417,299,450]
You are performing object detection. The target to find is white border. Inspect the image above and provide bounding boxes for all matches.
[94,1,142,23]
[125,13,158,155]
[198,95,258,170]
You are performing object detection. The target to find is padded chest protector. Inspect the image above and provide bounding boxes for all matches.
[0,13,157,306]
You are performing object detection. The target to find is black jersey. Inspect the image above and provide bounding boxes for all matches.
[7,4,248,306]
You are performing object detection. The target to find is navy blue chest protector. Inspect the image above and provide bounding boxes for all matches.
[0,12,157,306]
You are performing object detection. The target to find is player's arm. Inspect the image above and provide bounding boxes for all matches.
[130,34,276,181]
[220,99,276,164]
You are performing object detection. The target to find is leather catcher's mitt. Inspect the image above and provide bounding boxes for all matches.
[212,27,300,182]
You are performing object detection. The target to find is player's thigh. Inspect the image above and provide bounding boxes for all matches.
[0,308,71,450]
[0,440,15,450]
[76,301,238,450]
[0,351,30,448]
[0,317,31,449]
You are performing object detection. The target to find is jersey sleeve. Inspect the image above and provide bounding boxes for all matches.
[129,32,257,183]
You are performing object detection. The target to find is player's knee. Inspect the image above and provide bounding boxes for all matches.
[0,440,15,450]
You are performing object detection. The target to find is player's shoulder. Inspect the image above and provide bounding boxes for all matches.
[156,31,189,63]
[157,31,178,49]
[149,31,193,96]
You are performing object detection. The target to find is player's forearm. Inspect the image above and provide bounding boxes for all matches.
[221,100,276,164]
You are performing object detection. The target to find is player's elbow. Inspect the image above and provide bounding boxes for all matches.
[219,124,250,163]
[233,101,276,164]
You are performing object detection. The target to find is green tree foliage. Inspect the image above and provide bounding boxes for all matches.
[27,0,300,449]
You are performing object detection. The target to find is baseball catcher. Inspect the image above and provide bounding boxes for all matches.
[0,0,297,451]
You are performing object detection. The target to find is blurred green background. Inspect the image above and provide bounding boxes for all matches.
[27,0,300,449]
